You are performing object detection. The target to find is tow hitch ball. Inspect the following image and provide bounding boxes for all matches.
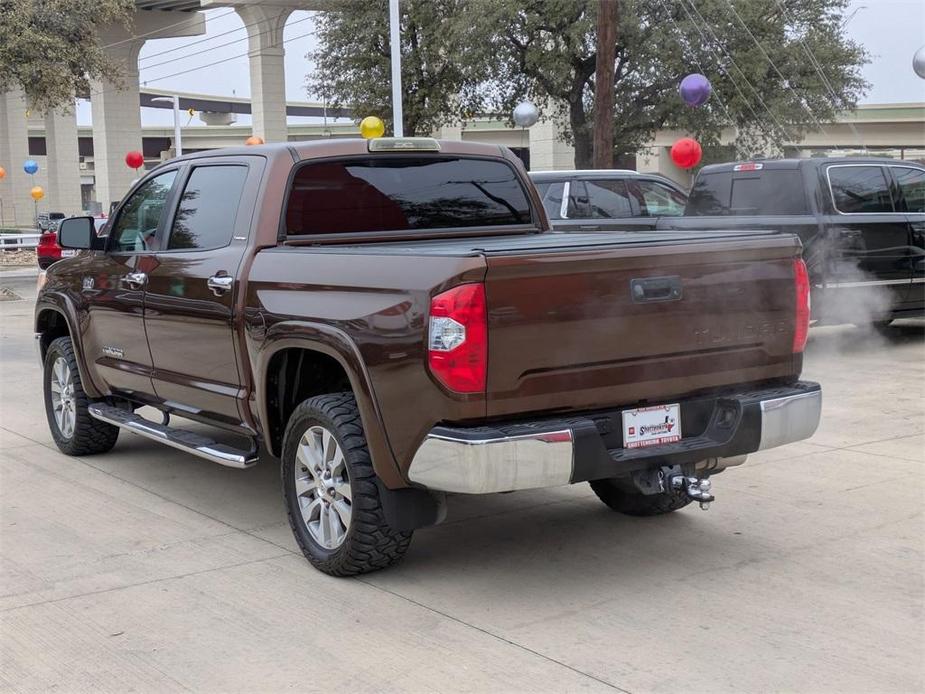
[668,473,714,510]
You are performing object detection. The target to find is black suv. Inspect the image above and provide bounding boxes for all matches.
[529,169,688,231]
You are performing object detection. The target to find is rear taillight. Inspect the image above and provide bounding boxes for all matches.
[428,283,487,393]
[793,258,810,353]
[37,232,60,259]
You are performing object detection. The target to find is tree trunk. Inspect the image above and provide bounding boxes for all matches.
[592,0,618,169]
[572,115,594,169]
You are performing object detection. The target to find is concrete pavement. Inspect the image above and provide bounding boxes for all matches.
[1,289,922,693]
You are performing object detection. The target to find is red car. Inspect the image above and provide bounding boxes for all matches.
[37,217,107,269]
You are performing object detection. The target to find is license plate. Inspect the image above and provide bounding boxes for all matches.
[622,403,682,449]
[61,249,77,257]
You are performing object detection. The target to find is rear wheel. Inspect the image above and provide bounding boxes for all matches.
[43,336,119,456]
[282,392,412,576]
[589,478,692,516]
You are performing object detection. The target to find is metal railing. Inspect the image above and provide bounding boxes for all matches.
[0,233,42,250]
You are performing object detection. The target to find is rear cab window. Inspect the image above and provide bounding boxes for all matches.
[285,156,533,235]
[687,170,808,215]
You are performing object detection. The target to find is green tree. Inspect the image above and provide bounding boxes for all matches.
[478,0,869,167]
[307,0,492,136]
[0,0,133,113]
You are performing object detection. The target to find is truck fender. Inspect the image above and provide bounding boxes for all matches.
[34,297,103,399]
[255,322,405,489]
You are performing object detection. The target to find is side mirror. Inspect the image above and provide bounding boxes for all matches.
[57,216,96,250]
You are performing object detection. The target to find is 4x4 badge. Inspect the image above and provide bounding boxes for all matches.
[82,277,94,290]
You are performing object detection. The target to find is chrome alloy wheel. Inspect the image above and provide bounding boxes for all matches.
[294,425,352,549]
[49,357,76,439]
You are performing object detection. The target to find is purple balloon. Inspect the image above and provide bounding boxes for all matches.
[679,73,712,107]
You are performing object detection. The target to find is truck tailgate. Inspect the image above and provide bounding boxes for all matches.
[484,233,801,417]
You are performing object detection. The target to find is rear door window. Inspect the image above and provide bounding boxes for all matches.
[166,165,248,250]
[285,157,531,234]
[892,166,925,213]
[828,166,894,214]
[534,181,567,220]
[584,179,632,218]
[632,180,687,217]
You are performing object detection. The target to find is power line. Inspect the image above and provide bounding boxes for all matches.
[680,0,792,145]
[87,27,317,100]
[139,10,313,64]
[653,0,737,131]
[140,14,313,72]
[773,0,867,149]
[670,0,779,145]
[719,0,832,137]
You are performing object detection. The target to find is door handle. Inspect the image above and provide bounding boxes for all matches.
[122,272,147,290]
[207,274,234,296]
[631,275,683,303]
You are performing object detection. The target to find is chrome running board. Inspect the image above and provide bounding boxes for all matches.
[88,403,258,469]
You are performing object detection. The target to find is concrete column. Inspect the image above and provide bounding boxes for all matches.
[44,108,83,215]
[529,117,575,171]
[86,11,203,210]
[90,41,143,211]
[0,90,33,226]
[236,5,292,143]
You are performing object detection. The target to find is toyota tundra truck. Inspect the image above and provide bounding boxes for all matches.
[35,138,821,576]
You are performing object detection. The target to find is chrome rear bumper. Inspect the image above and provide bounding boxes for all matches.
[407,382,821,494]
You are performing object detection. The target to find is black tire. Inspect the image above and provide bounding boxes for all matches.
[282,392,412,576]
[589,478,692,516]
[43,336,119,456]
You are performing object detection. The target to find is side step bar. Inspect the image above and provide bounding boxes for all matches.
[88,403,258,469]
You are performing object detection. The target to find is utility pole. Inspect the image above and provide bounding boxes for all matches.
[592,0,618,169]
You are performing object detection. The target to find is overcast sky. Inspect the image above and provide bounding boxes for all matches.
[76,0,925,128]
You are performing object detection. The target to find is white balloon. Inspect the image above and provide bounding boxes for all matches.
[513,101,539,128]
[914,45,925,79]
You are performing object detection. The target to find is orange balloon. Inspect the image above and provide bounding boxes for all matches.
[30,185,44,201]
[245,135,264,146]
[0,166,6,180]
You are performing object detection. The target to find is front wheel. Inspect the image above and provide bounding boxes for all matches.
[43,336,119,456]
[589,478,692,516]
[282,392,412,576]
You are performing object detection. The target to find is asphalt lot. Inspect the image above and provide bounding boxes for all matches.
[1,269,923,693]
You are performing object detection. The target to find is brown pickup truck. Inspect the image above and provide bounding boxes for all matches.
[36,138,821,576]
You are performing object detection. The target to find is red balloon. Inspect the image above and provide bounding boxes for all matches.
[670,137,702,169]
[125,151,144,170]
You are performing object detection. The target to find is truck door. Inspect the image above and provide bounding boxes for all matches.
[822,164,911,319]
[82,169,179,400]
[142,159,262,430]
[890,164,925,309]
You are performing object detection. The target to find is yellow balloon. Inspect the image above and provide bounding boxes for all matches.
[359,116,385,139]
[30,185,44,201]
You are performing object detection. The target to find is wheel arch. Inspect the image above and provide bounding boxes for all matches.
[255,323,404,488]
[34,300,102,399]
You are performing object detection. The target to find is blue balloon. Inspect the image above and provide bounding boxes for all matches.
[679,73,712,107]
[23,159,38,175]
